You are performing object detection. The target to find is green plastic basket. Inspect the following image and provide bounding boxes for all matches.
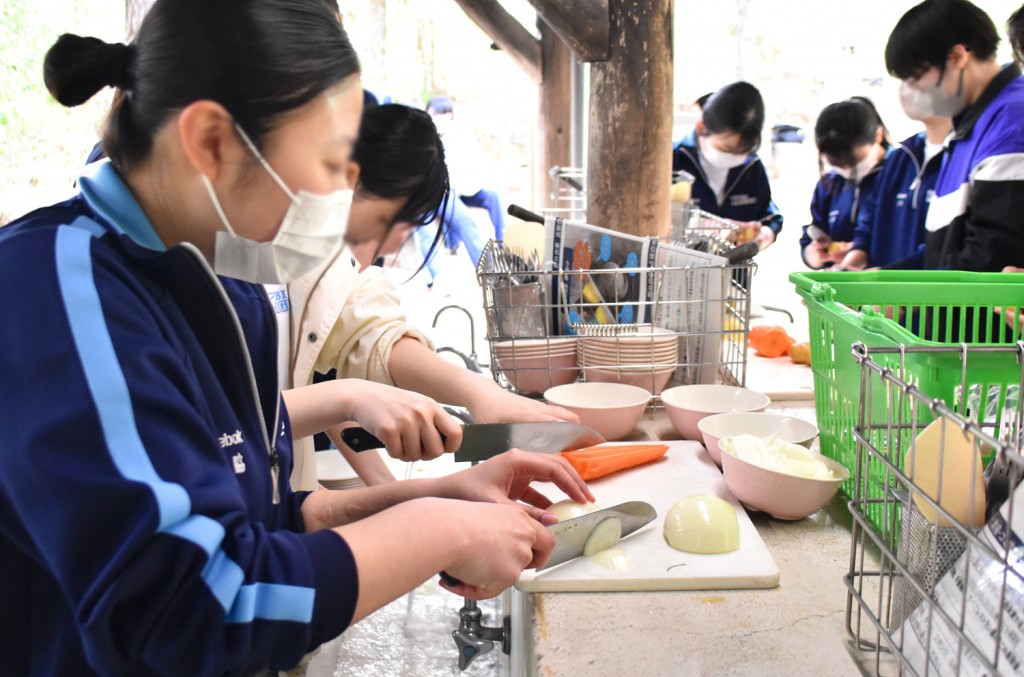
[790,271,1024,530]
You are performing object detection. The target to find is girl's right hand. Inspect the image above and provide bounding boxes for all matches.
[348,381,463,462]
[440,501,556,600]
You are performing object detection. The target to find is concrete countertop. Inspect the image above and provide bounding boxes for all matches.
[509,405,871,677]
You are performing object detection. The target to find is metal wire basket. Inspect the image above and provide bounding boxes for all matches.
[845,342,1024,676]
[476,237,754,397]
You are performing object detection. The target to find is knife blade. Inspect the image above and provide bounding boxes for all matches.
[537,500,657,571]
[439,500,656,588]
[339,421,605,462]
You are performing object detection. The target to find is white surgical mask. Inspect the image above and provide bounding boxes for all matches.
[700,138,749,170]
[900,67,967,120]
[827,152,878,184]
[204,125,352,284]
[899,80,933,122]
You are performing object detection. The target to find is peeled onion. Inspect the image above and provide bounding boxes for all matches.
[547,500,601,522]
[720,434,837,480]
[592,548,629,571]
[583,517,622,556]
[664,494,740,554]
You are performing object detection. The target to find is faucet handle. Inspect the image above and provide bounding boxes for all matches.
[453,630,494,671]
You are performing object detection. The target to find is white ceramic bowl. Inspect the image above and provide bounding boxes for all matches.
[720,444,849,520]
[660,385,770,440]
[581,365,675,394]
[497,353,578,394]
[543,382,651,441]
[698,413,819,466]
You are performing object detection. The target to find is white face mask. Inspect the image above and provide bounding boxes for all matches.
[203,125,352,285]
[827,151,878,183]
[899,80,933,122]
[700,138,748,170]
[900,67,967,120]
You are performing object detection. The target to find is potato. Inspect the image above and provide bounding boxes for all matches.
[789,342,811,365]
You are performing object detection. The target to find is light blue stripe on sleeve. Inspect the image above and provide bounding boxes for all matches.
[225,583,316,624]
[55,224,191,532]
[54,225,316,623]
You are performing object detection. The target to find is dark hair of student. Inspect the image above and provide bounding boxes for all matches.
[694,92,714,110]
[814,98,887,167]
[353,104,451,266]
[43,0,360,172]
[885,0,999,80]
[701,81,765,154]
[426,95,454,115]
[1009,4,1024,64]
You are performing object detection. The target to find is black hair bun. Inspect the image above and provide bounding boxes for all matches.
[44,33,135,107]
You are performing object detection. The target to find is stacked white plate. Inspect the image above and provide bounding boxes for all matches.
[493,336,579,395]
[577,327,679,394]
[315,450,365,491]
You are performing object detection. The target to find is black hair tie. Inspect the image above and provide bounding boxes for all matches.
[103,42,135,91]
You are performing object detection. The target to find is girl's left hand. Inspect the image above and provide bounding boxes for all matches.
[468,388,580,425]
[438,449,594,524]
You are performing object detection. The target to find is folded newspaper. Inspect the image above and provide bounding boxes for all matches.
[898,481,1024,675]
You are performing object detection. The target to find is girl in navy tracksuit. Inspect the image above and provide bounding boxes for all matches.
[840,114,950,270]
[672,81,783,249]
[0,2,589,675]
[801,98,890,269]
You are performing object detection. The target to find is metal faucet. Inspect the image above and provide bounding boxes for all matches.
[452,598,509,671]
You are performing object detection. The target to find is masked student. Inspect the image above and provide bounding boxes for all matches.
[672,81,783,250]
[835,96,951,271]
[0,2,594,674]
[886,0,1024,272]
[800,97,890,269]
[287,103,577,490]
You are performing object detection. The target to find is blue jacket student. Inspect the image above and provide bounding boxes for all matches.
[799,161,885,267]
[851,132,943,269]
[925,64,1024,271]
[672,130,784,235]
[0,162,357,675]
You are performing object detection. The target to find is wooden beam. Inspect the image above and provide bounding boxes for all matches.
[587,0,672,237]
[452,0,543,84]
[527,0,609,62]
[537,19,573,208]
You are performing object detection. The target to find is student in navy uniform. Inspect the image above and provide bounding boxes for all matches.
[837,102,951,270]
[0,1,592,674]
[886,0,1024,272]
[672,81,783,250]
[801,98,890,269]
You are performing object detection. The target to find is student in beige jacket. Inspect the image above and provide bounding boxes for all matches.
[288,104,575,490]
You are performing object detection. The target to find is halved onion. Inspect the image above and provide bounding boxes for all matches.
[547,500,601,522]
[592,547,629,571]
[664,494,740,554]
[583,517,622,556]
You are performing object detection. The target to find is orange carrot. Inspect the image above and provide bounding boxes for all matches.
[560,444,669,481]
[749,325,795,358]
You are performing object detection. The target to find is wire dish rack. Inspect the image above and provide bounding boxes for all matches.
[845,342,1024,676]
[476,236,754,397]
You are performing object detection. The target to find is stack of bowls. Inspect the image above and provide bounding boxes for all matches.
[577,327,678,394]
[494,337,578,395]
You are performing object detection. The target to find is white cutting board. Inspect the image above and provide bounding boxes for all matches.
[745,352,815,401]
[516,440,780,593]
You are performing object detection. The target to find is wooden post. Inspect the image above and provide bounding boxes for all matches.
[451,0,542,84]
[537,19,573,209]
[527,0,610,62]
[587,0,672,236]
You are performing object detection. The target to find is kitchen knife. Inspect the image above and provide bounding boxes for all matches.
[537,500,657,571]
[439,500,657,588]
[339,421,606,462]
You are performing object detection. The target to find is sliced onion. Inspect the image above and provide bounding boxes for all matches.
[664,494,740,554]
[583,517,622,556]
[720,434,837,480]
[547,500,601,522]
[592,547,630,571]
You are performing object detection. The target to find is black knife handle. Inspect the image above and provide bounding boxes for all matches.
[340,426,449,452]
[507,204,544,224]
[439,571,462,587]
[339,427,385,452]
[725,240,759,264]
